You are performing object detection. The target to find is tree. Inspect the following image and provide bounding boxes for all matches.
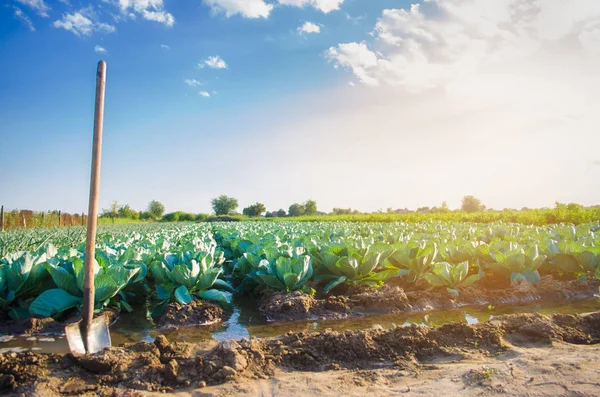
[242,202,266,217]
[148,200,165,218]
[211,195,239,215]
[118,204,139,220]
[101,200,120,218]
[276,209,287,217]
[288,203,304,217]
[304,200,317,215]
[461,196,486,213]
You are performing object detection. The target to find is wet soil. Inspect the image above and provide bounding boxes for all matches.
[0,309,119,337]
[258,292,352,322]
[260,277,600,322]
[1,311,599,396]
[0,300,222,338]
[156,299,224,329]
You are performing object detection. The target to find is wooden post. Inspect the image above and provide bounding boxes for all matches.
[41,212,45,227]
[58,210,62,227]
[22,214,26,228]
[82,212,85,226]
[82,61,107,351]
[0,205,4,231]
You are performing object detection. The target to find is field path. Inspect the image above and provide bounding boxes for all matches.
[151,343,600,397]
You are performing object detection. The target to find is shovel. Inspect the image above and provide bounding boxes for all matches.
[65,60,111,355]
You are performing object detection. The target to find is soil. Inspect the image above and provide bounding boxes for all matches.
[1,311,599,396]
[0,300,222,337]
[156,299,224,329]
[260,277,600,322]
[153,343,600,397]
[0,309,119,337]
[258,292,352,322]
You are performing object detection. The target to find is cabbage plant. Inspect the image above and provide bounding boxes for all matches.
[382,241,438,282]
[424,261,480,296]
[0,244,56,318]
[550,249,600,281]
[254,255,313,292]
[29,255,143,317]
[149,250,233,310]
[315,244,398,294]
[482,244,546,284]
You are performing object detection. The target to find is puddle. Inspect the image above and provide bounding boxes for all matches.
[2,297,599,355]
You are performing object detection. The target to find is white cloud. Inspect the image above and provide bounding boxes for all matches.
[327,0,600,105]
[201,55,228,69]
[199,91,211,97]
[53,11,116,37]
[141,9,174,26]
[94,45,108,54]
[184,79,202,87]
[203,0,344,18]
[204,0,344,18]
[278,0,344,13]
[15,0,50,18]
[14,7,35,31]
[203,0,273,19]
[319,0,600,205]
[117,0,175,26]
[298,21,321,34]
[326,42,381,86]
[160,44,170,50]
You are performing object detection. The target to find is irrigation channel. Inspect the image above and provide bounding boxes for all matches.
[1,296,599,354]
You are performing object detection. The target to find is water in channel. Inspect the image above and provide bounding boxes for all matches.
[1,297,599,355]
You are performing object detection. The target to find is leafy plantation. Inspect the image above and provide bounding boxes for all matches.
[0,220,599,321]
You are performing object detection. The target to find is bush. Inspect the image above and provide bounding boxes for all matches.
[207,215,243,222]
[163,211,197,222]
[139,211,156,221]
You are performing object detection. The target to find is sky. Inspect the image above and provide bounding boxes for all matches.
[1,0,599,215]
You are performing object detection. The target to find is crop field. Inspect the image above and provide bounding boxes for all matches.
[1,220,600,394]
[1,221,599,318]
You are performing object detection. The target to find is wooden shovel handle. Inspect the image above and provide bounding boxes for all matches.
[82,61,106,340]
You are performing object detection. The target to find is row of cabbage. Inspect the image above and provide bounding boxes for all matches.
[1,221,599,321]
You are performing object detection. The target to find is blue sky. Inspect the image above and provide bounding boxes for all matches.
[1,0,600,214]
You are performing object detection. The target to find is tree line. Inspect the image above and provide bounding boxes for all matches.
[3,195,598,229]
[97,195,498,221]
[211,195,318,218]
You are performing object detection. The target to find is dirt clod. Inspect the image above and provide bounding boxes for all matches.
[157,299,223,328]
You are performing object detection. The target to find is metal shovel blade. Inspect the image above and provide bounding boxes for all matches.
[65,315,111,355]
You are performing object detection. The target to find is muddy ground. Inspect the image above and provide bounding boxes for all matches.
[156,300,224,329]
[0,309,120,337]
[260,277,600,321]
[0,311,599,396]
[0,300,223,337]
[1,277,595,337]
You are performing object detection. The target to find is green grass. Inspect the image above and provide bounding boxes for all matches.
[98,218,149,226]
[254,205,600,226]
